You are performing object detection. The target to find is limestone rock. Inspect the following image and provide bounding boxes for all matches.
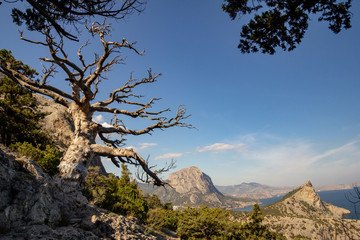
[293,180,325,210]
[0,146,168,239]
[168,166,223,195]
[140,166,256,209]
[34,94,75,149]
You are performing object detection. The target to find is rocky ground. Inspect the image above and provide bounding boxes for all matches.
[0,146,175,240]
[264,216,360,240]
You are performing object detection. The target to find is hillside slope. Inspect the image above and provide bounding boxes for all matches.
[259,180,360,239]
[262,180,350,218]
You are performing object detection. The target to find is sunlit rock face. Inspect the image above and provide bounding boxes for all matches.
[0,147,164,239]
[168,166,223,195]
[34,94,75,149]
[293,180,350,218]
[293,180,326,210]
[139,166,256,209]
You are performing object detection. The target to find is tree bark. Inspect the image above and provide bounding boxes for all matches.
[58,102,97,185]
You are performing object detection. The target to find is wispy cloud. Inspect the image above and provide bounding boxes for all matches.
[196,143,246,153]
[231,137,360,186]
[310,140,359,163]
[138,143,158,150]
[127,142,158,152]
[155,152,184,160]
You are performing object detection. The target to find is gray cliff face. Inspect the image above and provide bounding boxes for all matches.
[34,94,75,149]
[168,166,223,196]
[0,146,166,239]
[140,166,256,209]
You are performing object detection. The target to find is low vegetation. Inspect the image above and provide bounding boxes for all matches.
[83,165,284,239]
[0,76,62,176]
[83,165,149,222]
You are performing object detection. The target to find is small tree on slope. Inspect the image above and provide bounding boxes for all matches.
[0,21,192,187]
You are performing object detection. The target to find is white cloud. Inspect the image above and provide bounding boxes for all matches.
[93,114,105,123]
[138,143,158,150]
[93,114,113,128]
[129,142,158,152]
[155,152,184,160]
[196,143,246,153]
[101,122,113,128]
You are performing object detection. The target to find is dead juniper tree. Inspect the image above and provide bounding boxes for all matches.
[0,21,191,187]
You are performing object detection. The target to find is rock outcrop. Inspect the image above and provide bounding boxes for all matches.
[256,180,359,240]
[168,166,223,195]
[140,166,256,209]
[292,180,326,210]
[0,146,168,239]
[34,94,75,149]
[262,180,350,219]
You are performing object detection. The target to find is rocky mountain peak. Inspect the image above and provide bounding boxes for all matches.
[168,166,222,195]
[304,179,313,187]
[293,180,325,210]
[263,180,351,220]
[140,166,255,209]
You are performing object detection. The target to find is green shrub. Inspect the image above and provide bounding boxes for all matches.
[176,205,231,239]
[0,76,50,147]
[84,164,149,222]
[11,141,61,176]
[147,207,179,231]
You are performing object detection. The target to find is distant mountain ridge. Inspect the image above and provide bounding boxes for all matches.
[139,166,256,209]
[216,182,293,199]
[216,181,358,200]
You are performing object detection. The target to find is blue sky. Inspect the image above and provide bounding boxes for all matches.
[1,0,360,187]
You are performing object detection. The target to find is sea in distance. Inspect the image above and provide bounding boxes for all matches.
[234,189,359,220]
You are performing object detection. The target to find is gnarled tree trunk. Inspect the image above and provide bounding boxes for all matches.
[58,102,97,185]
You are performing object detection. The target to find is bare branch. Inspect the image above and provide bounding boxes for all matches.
[83,21,145,89]
[90,144,167,186]
[97,105,193,137]
[345,185,360,219]
[98,132,125,148]
[136,158,175,185]
[40,62,56,85]
[0,62,71,106]
[92,69,161,108]
[19,30,48,46]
